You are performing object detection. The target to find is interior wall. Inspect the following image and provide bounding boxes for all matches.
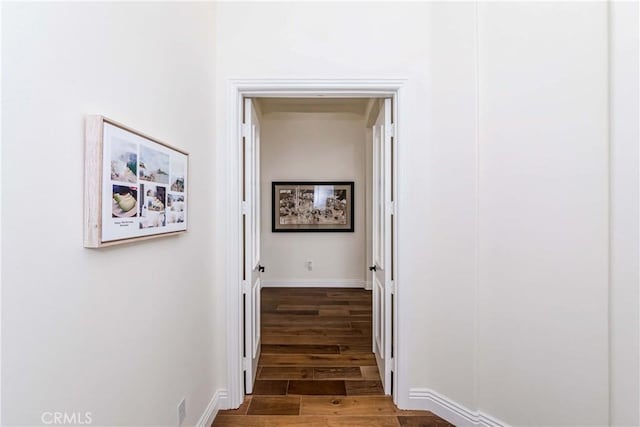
[260,112,368,286]
[2,3,219,425]
[418,3,478,409]
[214,0,479,415]
[609,1,640,425]
[215,2,628,426]
[476,2,610,424]
[2,2,624,426]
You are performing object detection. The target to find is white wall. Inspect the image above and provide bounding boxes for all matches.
[260,112,367,286]
[2,3,220,426]
[214,2,632,426]
[2,2,634,426]
[610,2,640,425]
[476,3,610,424]
[213,0,478,416]
[417,3,478,410]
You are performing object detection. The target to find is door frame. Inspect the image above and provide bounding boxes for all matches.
[223,78,407,409]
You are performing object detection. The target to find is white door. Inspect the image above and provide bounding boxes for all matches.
[243,98,262,394]
[371,98,393,394]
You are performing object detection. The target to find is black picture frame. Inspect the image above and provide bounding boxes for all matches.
[272,181,354,232]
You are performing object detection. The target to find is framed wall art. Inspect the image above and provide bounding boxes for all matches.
[272,181,354,232]
[84,115,188,248]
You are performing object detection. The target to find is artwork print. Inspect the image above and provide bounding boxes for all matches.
[272,182,354,232]
[92,120,188,245]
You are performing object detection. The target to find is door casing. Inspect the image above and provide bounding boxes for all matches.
[222,78,407,409]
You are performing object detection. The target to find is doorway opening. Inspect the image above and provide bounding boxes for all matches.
[224,80,405,411]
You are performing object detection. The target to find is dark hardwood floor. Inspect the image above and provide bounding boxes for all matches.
[213,288,454,427]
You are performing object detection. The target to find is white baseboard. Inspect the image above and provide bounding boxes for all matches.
[196,389,228,427]
[364,280,372,290]
[408,388,508,427]
[262,279,367,288]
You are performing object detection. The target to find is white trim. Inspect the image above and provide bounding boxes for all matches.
[224,78,407,410]
[230,78,407,98]
[473,0,481,410]
[0,3,4,421]
[408,388,508,427]
[223,77,244,410]
[196,389,228,427]
[393,82,407,407]
[364,280,372,290]
[262,279,367,288]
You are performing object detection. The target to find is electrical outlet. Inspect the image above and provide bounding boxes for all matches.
[177,398,186,426]
[306,260,313,271]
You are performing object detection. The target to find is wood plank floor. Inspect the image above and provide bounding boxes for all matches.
[213,288,454,427]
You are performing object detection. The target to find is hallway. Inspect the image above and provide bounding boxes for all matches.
[213,288,453,426]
